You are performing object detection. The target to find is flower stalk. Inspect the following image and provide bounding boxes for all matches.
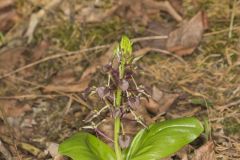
[113,36,132,160]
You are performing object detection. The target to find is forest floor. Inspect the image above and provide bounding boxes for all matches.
[0,0,240,159]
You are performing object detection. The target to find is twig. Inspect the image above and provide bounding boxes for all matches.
[0,44,110,79]
[204,26,240,37]
[217,99,240,111]
[150,48,187,65]
[0,36,169,80]
[143,0,182,22]
[132,35,168,43]
[0,94,60,100]
[8,76,90,109]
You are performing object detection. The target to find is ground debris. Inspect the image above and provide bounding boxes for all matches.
[192,141,216,160]
[0,0,19,33]
[167,11,208,56]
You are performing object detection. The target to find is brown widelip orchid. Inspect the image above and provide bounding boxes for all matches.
[58,36,204,160]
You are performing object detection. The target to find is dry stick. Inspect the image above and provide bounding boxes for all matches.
[132,35,168,43]
[217,99,240,111]
[0,36,168,80]
[0,94,60,100]
[0,44,110,79]
[149,48,187,65]
[5,76,90,108]
[204,26,240,37]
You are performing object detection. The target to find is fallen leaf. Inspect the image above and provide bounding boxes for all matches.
[0,100,31,118]
[76,5,119,23]
[192,141,216,160]
[117,0,182,25]
[152,86,164,101]
[167,11,208,56]
[32,41,49,61]
[0,47,26,75]
[143,86,179,116]
[0,0,13,10]
[0,0,19,33]
[43,75,91,93]
[44,44,116,93]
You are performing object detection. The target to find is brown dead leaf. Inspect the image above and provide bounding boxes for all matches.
[143,86,179,117]
[43,75,91,93]
[44,44,116,93]
[0,0,19,33]
[0,47,26,75]
[32,41,49,61]
[75,0,182,25]
[76,5,119,23]
[167,11,208,56]
[0,100,31,118]
[0,0,13,10]
[192,141,216,160]
[48,67,82,85]
[117,0,182,25]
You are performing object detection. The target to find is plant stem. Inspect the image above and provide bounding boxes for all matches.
[114,116,122,160]
[114,56,126,160]
[114,88,122,160]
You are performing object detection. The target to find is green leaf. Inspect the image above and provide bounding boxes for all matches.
[120,35,132,55]
[189,98,213,107]
[59,132,116,160]
[114,44,120,56]
[125,117,204,160]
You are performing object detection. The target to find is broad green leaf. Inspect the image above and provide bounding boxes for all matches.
[125,117,204,160]
[120,35,132,55]
[59,132,116,160]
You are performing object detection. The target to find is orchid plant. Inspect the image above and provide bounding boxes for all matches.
[58,36,204,160]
